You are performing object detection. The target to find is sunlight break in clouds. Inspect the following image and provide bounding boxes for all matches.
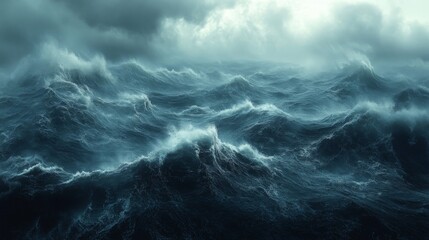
[156,0,429,68]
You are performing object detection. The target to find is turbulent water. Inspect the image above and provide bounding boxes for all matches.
[0,60,428,239]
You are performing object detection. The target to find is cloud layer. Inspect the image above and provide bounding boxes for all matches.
[0,0,230,67]
[157,0,429,68]
[1,0,429,69]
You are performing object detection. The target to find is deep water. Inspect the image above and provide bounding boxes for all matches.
[0,60,428,239]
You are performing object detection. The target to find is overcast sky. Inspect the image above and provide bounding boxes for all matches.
[1,0,429,69]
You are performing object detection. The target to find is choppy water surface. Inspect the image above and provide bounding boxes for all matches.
[0,60,428,239]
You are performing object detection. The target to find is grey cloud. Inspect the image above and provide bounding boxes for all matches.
[59,0,219,34]
[0,0,64,66]
[149,1,429,69]
[0,0,231,69]
[1,0,429,70]
[315,3,429,64]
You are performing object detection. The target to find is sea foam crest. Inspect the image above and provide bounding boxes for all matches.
[217,99,288,116]
[152,125,272,164]
[117,92,153,110]
[12,43,114,81]
[163,125,220,151]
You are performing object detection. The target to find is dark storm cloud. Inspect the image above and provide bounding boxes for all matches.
[1,0,429,69]
[0,0,63,66]
[59,0,216,34]
[0,0,231,68]
[311,3,429,65]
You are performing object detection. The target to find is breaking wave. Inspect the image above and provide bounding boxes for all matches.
[0,52,428,239]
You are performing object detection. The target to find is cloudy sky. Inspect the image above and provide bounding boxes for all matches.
[1,0,429,69]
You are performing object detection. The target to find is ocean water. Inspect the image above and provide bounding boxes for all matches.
[0,60,428,239]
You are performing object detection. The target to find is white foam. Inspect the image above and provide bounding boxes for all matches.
[230,143,273,164]
[352,100,429,126]
[45,72,93,106]
[162,125,220,152]
[151,124,272,165]
[0,156,69,179]
[18,163,66,176]
[217,99,288,116]
[41,43,113,80]
[156,66,203,80]
[12,42,114,81]
[117,92,153,110]
[117,60,207,84]
[179,105,214,115]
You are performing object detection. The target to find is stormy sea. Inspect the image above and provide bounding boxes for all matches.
[0,57,428,239]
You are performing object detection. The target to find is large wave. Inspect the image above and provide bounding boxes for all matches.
[0,51,428,239]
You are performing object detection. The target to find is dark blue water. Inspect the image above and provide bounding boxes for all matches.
[0,61,428,239]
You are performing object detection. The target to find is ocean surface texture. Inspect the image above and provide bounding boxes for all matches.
[0,61,428,239]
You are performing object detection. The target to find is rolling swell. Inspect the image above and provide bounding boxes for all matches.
[0,59,428,239]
